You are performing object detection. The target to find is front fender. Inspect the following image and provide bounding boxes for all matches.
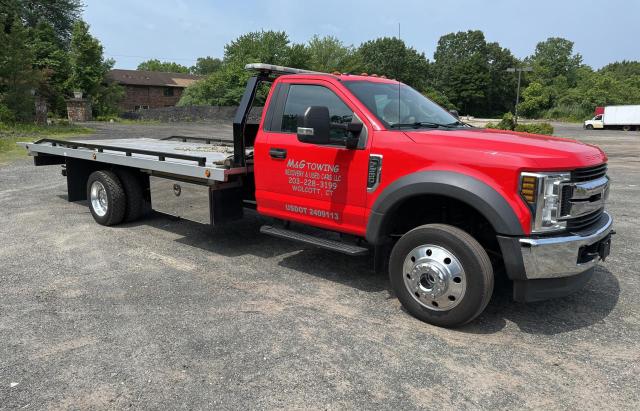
[365,171,525,245]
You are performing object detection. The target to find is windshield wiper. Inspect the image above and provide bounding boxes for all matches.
[390,121,457,129]
[445,120,472,128]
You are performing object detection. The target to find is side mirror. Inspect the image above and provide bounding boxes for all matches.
[449,109,460,119]
[297,106,330,145]
[344,122,363,149]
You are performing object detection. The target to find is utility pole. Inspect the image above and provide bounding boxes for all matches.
[506,66,533,124]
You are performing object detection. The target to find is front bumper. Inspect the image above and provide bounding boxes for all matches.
[497,212,614,302]
[519,211,613,279]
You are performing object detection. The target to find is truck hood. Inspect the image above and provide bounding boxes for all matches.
[404,128,606,169]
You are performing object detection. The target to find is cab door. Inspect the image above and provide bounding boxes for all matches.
[255,79,371,236]
[594,114,604,129]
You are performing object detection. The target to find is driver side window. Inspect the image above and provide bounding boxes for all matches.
[281,84,353,143]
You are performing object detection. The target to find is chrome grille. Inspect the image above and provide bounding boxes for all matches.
[571,163,607,182]
[561,163,609,231]
[567,209,605,231]
[560,185,573,216]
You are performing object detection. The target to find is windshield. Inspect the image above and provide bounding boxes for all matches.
[343,81,459,129]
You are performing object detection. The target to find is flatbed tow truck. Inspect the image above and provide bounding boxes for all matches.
[20,64,614,327]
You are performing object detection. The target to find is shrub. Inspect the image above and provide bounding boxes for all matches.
[0,103,16,124]
[496,112,516,130]
[485,112,554,135]
[515,123,554,135]
[486,112,516,130]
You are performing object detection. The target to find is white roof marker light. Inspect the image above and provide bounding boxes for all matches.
[244,63,323,76]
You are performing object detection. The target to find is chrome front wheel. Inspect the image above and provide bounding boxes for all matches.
[403,244,466,311]
[389,224,494,327]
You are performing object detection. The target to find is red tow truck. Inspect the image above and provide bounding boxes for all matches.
[20,64,614,327]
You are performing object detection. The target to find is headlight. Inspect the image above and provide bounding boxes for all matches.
[520,172,570,233]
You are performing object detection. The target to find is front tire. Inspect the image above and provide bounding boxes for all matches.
[389,224,494,327]
[586,124,594,130]
[87,170,126,226]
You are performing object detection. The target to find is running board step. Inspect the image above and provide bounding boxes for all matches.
[260,225,369,256]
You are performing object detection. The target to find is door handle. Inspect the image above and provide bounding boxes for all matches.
[269,148,287,159]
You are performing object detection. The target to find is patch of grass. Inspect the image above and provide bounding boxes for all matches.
[0,123,94,164]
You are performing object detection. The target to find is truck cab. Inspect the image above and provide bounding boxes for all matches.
[21,63,614,328]
[251,65,613,326]
[584,114,604,129]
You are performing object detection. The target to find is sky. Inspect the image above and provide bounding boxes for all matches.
[83,0,640,70]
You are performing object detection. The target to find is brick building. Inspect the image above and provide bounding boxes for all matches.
[107,69,202,112]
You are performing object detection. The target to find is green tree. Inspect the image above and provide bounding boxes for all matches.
[356,37,430,89]
[556,67,640,115]
[190,56,222,75]
[137,59,190,73]
[518,82,553,117]
[528,37,583,87]
[432,30,491,115]
[67,20,107,97]
[6,0,83,41]
[66,20,121,116]
[0,19,40,122]
[286,43,312,70]
[599,60,640,79]
[306,35,354,73]
[520,37,585,118]
[30,21,70,114]
[485,42,519,115]
[1,0,83,119]
[422,86,455,110]
[178,63,251,106]
[92,78,124,117]
[224,30,291,66]
[1,0,21,33]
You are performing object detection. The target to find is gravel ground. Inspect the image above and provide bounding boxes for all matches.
[0,122,638,409]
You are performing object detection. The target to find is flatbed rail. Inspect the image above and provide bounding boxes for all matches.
[38,138,209,166]
[20,138,251,183]
[162,135,234,146]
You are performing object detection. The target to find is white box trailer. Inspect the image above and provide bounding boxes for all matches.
[584,105,640,131]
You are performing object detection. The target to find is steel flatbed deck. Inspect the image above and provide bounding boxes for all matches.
[19,136,252,183]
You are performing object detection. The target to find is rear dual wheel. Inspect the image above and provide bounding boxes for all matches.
[389,224,494,328]
[87,170,126,226]
[87,169,145,226]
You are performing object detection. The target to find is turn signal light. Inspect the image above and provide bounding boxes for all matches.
[521,175,537,203]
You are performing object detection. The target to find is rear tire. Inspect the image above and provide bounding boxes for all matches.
[87,170,126,226]
[115,169,145,222]
[622,125,631,131]
[389,224,494,328]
